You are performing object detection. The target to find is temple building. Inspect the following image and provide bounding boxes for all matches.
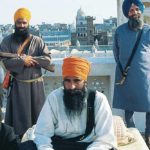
[71,8,95,45]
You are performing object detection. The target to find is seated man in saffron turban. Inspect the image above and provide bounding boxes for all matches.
[34,56,117,150]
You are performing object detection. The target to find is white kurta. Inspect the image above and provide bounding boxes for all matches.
[34,87,117,150]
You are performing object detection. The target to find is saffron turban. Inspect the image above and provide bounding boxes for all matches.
[62,56,91,81]
[14,8,31,22]
[122,0,145,18]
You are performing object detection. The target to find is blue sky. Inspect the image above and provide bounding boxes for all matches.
[0,0,117,25]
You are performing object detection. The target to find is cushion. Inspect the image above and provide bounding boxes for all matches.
[118,128,149,150]
[113,116,135,146]
[21,125,36,142]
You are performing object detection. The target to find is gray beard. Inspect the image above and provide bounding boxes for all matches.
[128,17,143,31]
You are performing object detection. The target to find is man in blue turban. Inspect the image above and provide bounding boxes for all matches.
[113,0,150,148]
[122,0,145,18]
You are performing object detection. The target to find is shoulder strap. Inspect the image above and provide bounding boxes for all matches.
[118,29,143,74]
[52,90,96,142]
[17,35,32,55]
[124,29,143,70]
[64,89,96,141]
[117,29,143,79]
[84,89,95,137]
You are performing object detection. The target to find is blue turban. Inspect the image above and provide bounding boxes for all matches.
[122,0,145,18]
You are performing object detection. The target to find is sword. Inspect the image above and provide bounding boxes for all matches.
[115,66,130,85]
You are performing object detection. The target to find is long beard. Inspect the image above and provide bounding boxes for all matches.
[14,25,30,42]
[63,87,86,119]
[128,16,143,31]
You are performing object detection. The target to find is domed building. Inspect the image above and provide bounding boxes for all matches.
[71,7,95,45]
[76,7,86,21]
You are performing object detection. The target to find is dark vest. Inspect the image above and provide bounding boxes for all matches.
[0,123,18,150]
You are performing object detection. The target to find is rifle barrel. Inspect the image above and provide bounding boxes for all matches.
[0,52,54,72]
[0,52,18,58]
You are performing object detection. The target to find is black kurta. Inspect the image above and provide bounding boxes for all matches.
[0,123,19,150]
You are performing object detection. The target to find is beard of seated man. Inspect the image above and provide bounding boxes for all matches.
[14,25,30,42]
[128,16,143,31]
[63,87,87,119]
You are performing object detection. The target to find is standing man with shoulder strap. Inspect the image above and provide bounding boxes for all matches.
[0,8,51,137]
[113,0,150,148]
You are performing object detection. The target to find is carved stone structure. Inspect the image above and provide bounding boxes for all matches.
[71,8,95,45]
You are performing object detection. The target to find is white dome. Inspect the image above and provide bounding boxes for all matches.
[77,8,86,18]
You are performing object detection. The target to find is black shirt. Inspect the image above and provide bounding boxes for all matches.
[0,123,18,150]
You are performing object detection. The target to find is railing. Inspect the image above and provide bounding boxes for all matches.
[48,45,113,52]
[48,45,114,58]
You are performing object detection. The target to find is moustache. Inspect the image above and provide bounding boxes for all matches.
[14,25,30,42]
[131,14,139,19]
[18,27,26,30]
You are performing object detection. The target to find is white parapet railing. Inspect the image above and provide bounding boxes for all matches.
[49,49,114,58]
[48,45,113,58]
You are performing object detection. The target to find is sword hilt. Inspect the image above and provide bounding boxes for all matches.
[115,76,126,85]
